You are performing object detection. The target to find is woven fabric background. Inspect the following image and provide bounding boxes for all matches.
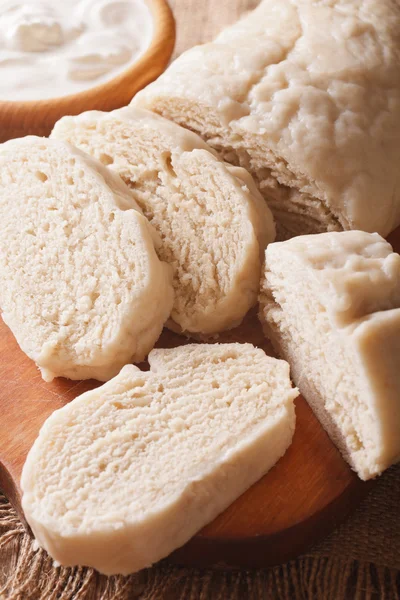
[1,1,400,598]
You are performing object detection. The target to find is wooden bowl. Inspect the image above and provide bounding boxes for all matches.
[0,0,175,142]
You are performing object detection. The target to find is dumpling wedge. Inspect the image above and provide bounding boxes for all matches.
[260,231,400,480]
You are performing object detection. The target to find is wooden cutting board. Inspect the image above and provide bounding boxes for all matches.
[6,223,396,570]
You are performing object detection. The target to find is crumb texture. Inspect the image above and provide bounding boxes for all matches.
[21,343,297,575]
[52,107,275,334]
[0,136,173,381]
[134,0,400,238]
[260,231,400,480]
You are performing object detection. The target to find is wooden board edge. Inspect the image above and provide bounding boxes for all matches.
[167,477,371,569]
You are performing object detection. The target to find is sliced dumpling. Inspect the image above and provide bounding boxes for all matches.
[134,0,400,239]
[21,343,297,575]
[51,107,275,335]
[0,136,173,382]
[260,231,400,480]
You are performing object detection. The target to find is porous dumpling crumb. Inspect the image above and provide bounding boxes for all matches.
[260,231,400,480]
[51,107,275,335]
[21,343,297,575]
[134,0,400,239]
[0,136,173,381]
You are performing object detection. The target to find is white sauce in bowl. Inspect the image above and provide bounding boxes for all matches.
[0,0,153,101]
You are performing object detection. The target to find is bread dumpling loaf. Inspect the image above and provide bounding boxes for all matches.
[0,137,173,381]
[21,343,298,575]
[134,0,400,239]
[51,107,275,335]
[260,231,400,480]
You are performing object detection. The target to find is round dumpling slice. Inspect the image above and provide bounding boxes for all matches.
[0,136,173,381]
[51,107,275,335]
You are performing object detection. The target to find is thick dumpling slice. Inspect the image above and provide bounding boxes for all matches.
[21,343,297,575]
[52,107,275,335]
[0,136,173,381]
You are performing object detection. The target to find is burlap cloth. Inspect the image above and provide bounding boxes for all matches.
[1,1,400,598]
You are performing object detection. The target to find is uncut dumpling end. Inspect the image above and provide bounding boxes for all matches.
[260,231,400,480]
